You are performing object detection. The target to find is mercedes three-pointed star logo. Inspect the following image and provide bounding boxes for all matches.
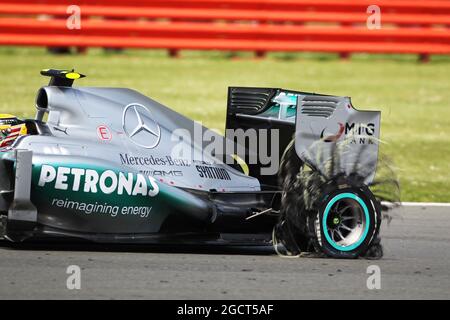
[122,103,161,149]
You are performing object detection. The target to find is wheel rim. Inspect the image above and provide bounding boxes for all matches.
[322,193,370,252]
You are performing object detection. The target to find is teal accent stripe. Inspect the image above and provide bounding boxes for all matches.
[322,192,370,252]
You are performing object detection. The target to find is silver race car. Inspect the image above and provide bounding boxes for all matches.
[0,69,398,258]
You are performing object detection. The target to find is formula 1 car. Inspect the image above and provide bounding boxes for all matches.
[0,69,399,259]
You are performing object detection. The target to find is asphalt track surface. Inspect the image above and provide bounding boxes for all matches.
[0,206,449,299]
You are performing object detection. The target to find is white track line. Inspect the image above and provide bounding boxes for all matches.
[401,202,450,207]
[382,201,450,207]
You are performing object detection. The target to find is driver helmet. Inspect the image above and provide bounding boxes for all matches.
[0,114,27,147]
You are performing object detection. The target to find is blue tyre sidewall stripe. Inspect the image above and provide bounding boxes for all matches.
[322,192,370,252]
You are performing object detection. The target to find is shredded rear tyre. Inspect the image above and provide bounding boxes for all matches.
[275,138,399,259]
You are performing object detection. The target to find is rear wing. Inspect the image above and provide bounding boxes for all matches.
[225,87,380,186]
[294,94,380,183]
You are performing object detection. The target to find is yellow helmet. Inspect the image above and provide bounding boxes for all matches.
[0,114,27,147]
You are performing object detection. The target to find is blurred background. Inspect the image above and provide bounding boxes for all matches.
[0,0,449,202]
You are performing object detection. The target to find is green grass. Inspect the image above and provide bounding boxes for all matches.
[1,47,449,202]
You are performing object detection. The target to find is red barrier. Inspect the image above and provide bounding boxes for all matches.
[2,0,450,15]
[1,3,449,26]
[0,0,449,60]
